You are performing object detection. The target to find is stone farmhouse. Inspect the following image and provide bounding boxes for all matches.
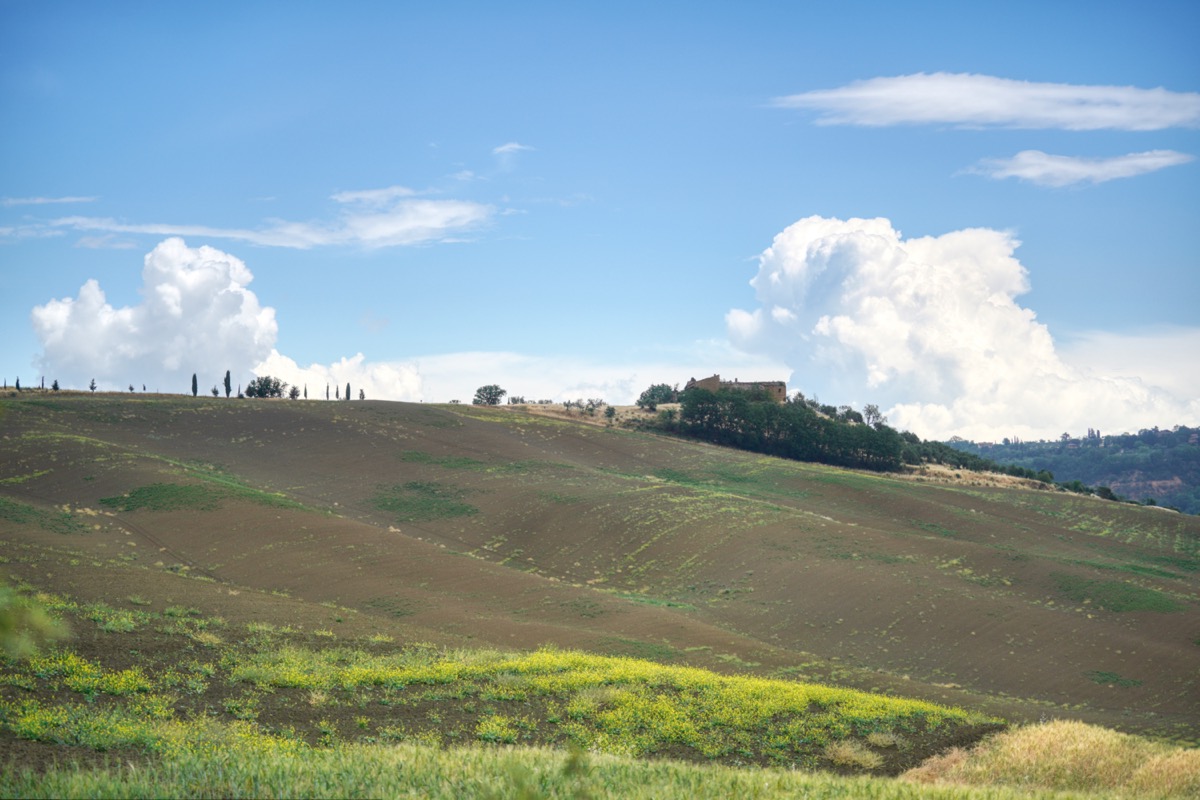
[683,374,787,403]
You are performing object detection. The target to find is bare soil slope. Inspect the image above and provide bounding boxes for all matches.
[2,395,1197,740]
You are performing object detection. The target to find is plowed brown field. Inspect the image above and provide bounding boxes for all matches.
[3,394,1197,743]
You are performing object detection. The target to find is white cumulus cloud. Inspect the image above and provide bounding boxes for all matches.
[727,216,1200,440]
[29,238,439,398]
[32,238,278,392]
[773,73,1200,130]
[968,149,1194,186]
[255,350,423,401]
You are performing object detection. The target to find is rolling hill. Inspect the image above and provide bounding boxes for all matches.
[2,392,1198,783]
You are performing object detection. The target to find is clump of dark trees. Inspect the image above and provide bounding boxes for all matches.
[636,384,1055,481]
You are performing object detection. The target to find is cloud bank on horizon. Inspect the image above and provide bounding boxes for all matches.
[30,238,783,407]
[31,229,1199,443]
[727,216,1200,441]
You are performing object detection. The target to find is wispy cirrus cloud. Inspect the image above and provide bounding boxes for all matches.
[492,142,535,156]
[48,186,494,250]
[967,149,1194,187]
[773,73,1200,131]
[329,185,417,205]
[2,195,97,207]
[75,234,139,250]
[493,141,535,171]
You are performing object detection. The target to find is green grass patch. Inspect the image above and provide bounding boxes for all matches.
[1090,560,1186,580]
[1142,553,1200,573]
[538,489,583,505]
[597,637,680,663]
[0,469,51,485]
[654,467,702,486]
[99,477,303,512]
[371,481,479,522]
[1086,670,1143,688]
[1051,572,1182,613]
[100,483,226,512]
[918,521,959,538]
[0,496,86,535]
[364,596,422,618]
[408,408,463,428]
[401,450,488,470]
[179,462,310,507]
[605,591,697,612]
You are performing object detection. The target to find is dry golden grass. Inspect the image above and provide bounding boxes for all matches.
[189,630,222,647]
[899,462,1050,491]
[903,720,1200,799]
[824,739,884,770]
[866,731,904,749]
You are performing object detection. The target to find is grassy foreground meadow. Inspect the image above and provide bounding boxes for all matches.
[7,736,1199,800]
[2,585,1197,799]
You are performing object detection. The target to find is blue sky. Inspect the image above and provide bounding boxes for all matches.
[2,0,1198,439]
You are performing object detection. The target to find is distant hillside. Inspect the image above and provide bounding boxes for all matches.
[945,426,1200,514]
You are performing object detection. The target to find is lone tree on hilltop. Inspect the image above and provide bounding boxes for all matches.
[863,404,885,428]
[89,379,97,393]
[244,376,286,398]
[359,388,365,400]
[636,383,677,412]
[191,373,198,397]
[473,384,506,406]
[51,380,59,392]
[345,382,351,402]
[224,370,232,398]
